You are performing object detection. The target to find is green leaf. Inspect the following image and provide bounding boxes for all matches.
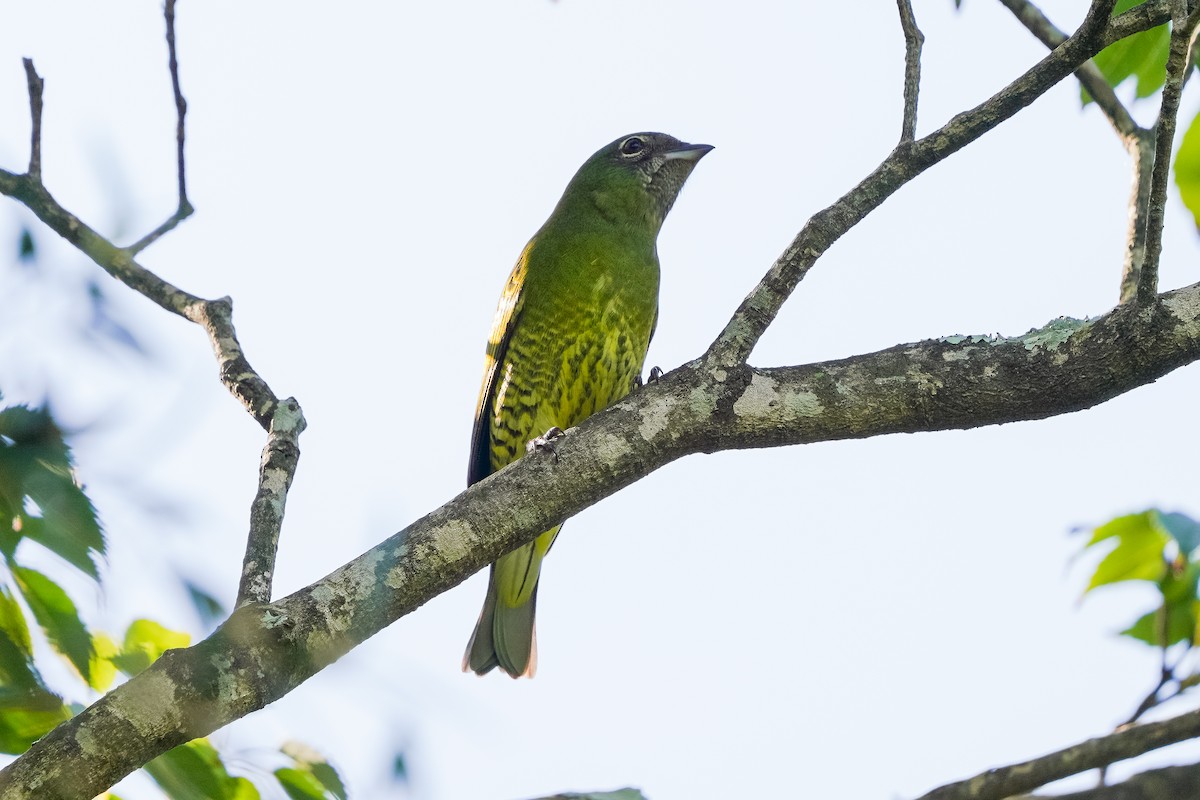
[0,687,72,754]
[1158,510,1200,553]
[17,228,35,264]
[1083,511,1169,591]
[1083,0,1170,104]
[0,585,33,658]
[12,566,92,682]
[281,741,348,800]
[0,585,45,700]
[0,405,104,578]
[1121,603,1197,647]
[1175,111,1200,229]
[112,619,190,677]
[144,739,260,800]
[275,768,329,800]
[185,580,227,630]
[89,632,119,692]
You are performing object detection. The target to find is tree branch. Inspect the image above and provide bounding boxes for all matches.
[916,707,1200,800]
[1137,0,1200,304]
[896,0,923,143]
[3,280,1200,798]
[705,0,1158,368]
[126,0,194,255]
[237,398,306,607]
[996,0,1143,139]
[992,0,1158,305]
[20,59,42,181]
[1028,761,1200,799]
[1,5,299,625]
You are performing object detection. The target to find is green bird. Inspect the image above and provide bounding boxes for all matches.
[462,132,711,678]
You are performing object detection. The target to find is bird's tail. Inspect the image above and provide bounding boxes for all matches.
[463,526,559,678]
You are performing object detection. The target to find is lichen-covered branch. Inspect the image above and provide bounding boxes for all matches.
[997,0,1143,139]
[3,280,1199,799]
[1,15,298,658]
[1137,0,1200,304]
[896,0,923,143]
[1025,761,1200,799]
[237,398,306,607]
[916,706,1200,800]
[705,0,1161,367]
[993,0,1158,305]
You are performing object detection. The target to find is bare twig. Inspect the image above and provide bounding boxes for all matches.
[126,0,194,255]
[992,1,1158,305]
[916,705,1200,800]
[1120,133,1156,303]
[707,0,1141,367]
[1137,0,1200,304]
[996,0,1143,140]
[21,59,42,181]
[896,0,923,143]
[237,398,306,606]
[0,3,303,616]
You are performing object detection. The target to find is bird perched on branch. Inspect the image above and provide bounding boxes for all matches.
[462,132,712,678]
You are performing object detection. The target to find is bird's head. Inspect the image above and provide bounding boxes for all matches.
[565,132,713,228]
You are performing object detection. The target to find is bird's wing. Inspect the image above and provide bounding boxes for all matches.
[468,248,529,486]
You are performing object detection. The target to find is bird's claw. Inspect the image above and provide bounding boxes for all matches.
[526,426,566,460]
[634,366,663,389]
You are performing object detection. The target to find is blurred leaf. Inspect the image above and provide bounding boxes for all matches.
[281,741,347,800]
[1083,0,1169,104]
[0,405,104,579]
[16,228,35,265]
[185,580,227,630]
[1083,511,1169,591]
[1176,111,1200,229]
[0,585,42,699]
[0,585,32,658]
[144,739,260,800]
[1122,602,1197,647]
[1159,510,1200,553]
[276,768,329,800]
[89,632,119,692]
[393,751,408,783]
[112,619,189,677]
[0,686,72,754]
[85,280,149,357]
[12,566,92,682]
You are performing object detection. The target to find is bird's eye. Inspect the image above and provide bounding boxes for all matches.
[619,136,646,157]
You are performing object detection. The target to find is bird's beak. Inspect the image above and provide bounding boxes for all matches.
[664,142,714,162]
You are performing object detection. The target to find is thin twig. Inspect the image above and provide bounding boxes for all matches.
[1137,0,1200,304]
[706,0,1140,367]
[996,0,1144,139]
[916,705,1200,800]
[237,398,306,606]
[896,0,924,143]
[1120,133,1156,303]
[992,1,1157,306]
[2,5,305,615]
[21,59,42,181]
[126,0,194,255]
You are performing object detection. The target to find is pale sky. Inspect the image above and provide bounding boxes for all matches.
[2,2,1199,799]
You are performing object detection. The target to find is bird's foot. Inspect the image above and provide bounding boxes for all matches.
[634,366,663,389]
[526,426,566,460]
